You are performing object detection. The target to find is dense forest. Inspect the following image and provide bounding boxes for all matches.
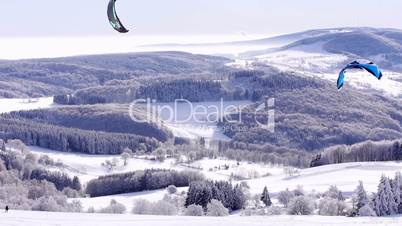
[54,79,234,105]
[0,116,159,155]
[8,105,172,142]
[86,169,204,197]
[0,52,230,98]
[185,180,245,211]
[310,140,402,167]
[220,70,402,151]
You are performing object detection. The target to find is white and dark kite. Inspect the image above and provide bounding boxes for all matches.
[107,0,129,33]
[337,61,383,90]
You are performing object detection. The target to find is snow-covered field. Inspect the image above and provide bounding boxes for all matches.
[29,146,181,183]
[74,160,402,211]
[28,146,402,211]
[2,210,402,226]
[29,146,277,184]
[0,97,55,114]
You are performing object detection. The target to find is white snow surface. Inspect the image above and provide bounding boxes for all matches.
[154,100,252,142]
[28,147,402,211]
[74,160,402,211]
[0,97,55,114]
[238,41,402,99]
[1,210,402,226]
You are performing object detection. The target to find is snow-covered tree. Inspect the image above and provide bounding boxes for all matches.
[292,185,305,196]
[352,181,369,216]
[318,198,348,216]
[184,204,204,216]
[206,199,229,217]
[87,206,96,213]
[99,199,126,214]
[266,205,282,216]
[358,204,377,217]
[0,139,5,151]
[260,186,272,207]
[132,199,153,215]
[278,189,295,207]
[152,200,178,215]
[287,196,314,215]
[373,175,397,216]
[32,196,60,212]
[324,185,344,201]
[120,151,131,166]
[391,172,402,213]
[167,185,178,195]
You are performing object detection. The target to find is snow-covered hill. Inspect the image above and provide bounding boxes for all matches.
[2,210,402,226]
[29,145,402,211]
[232,30,402,99]
[0,97,55,114]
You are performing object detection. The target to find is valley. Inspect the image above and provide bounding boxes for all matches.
[0,27,402,225]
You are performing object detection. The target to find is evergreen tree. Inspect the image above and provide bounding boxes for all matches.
[72,176,82,191]
[351,181,370,216]
[261,186,272,207]
[355,181,369,211]
[0,139,5,151]
[392,172,402,214]
[373,175,396,216]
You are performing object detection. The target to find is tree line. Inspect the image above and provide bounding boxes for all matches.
[85,169,204,197]
[30,169,81,191]
[54,79,236,105]
[352,173,402,217]
[0,116,159,155]
[0,139,83,212]
[311,140,402,167]
[185,180,246,211]
[9,107,171,142]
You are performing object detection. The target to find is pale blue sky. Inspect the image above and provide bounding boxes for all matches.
[1,0,402,37]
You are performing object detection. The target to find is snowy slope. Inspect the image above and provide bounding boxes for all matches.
[237,40,402,98]
[29,147,402,210]
[72,160,402,211]
[246,161,402,196]
[155,101,252,142]
[29,146,181,184]
[0,97,55,114]
[2,210,402,226]
[29,146,275,184]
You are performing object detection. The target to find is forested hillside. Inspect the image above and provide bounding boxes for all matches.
[221,70,402,151]
[0,52,230,98]
[7,104,172,142]
[54,79,234,105]
[310,139,402,167]
[0,116,159,155]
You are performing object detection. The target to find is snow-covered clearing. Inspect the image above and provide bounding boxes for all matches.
[1,210,402,226]
[154,100,252,142]
[246,161,402,196]
[29,146,181,184]
[0,97,55,114]
[29,145,278,183]
[74,159,402,211]
[32,144,402,211]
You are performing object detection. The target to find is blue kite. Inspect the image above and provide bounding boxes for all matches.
[337,61,383,90]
